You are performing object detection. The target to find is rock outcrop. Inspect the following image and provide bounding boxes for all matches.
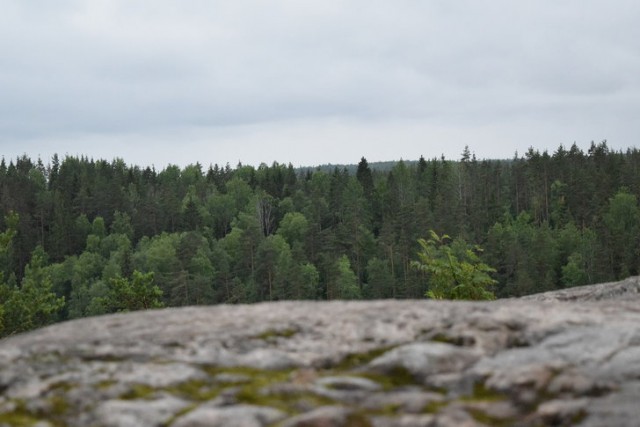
[2,277,640,426]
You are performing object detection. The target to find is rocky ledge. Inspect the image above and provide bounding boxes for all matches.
[2,277,640,426]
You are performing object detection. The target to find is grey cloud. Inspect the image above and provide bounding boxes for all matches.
[0,1,639,166]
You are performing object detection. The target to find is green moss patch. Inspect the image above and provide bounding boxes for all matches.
[424,400,448,414]
[347,368,416,391]
[344,412,374,427]
[463,382,508,403]
[46,395,70,416]
[165,379,220,401]
[97,379,117,390]
[467,407,515,427]
[231,370,296,412]
[334,346,396,371]
[252,328,299,342]
[0,400,65,427]
[120,383,156,400]
[0,411,43,427]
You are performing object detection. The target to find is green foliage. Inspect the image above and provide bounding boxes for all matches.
[2,144,640,332]
[100,271,164,313]
[91,216,107,239]
[412,231,496,300]
[256,234,292,300]
[111,211,134,238]
[277,212,309,247]
[334,255,361,299]
[0,212,18,247]
[603,189,640,278]
[291,262,320,299]
[0,211,18,279]
[1,246,65,336]
[484,213,585,296]
[561,252,589,287]
[364,257,395,299]
[65,251,107,318]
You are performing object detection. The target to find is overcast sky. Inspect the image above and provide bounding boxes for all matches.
[1,1,639,168]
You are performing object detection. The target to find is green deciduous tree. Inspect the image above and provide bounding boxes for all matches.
[132,233,180,304]
[100,271,164,313]
[412,231,496,300]
[63,249,107,319]
[561,252,590,288]
[289,262,319,299]
[255,234,292,300]
[334,255,361,299]
[277,212,309,249]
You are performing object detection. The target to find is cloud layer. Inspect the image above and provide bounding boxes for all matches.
[1,1,639,166]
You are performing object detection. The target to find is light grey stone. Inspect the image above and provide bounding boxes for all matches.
[534,398,589,425]
[361,390,444,413]
[212,373,251,384]
[366,342,481,382]
[431,406,485,427]
[119,362,207,388]
[578,382,640,427]
[280,406,366,427]
[286,376,384,406]
[234,348,298,370]
[371,414,435,427]
[94,396,189,427]
[172,404,285,427]
[521,275,640,302]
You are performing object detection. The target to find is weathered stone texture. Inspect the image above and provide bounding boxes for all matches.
[1,276,640,426]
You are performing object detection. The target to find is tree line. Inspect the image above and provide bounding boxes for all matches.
[0,140,639,336]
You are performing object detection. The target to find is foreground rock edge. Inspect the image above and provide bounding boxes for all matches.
[1,276,639,426]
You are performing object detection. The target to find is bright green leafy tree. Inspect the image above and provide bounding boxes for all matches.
[99,271,164,313]
[335,255,361,299]
[412,230,496,300]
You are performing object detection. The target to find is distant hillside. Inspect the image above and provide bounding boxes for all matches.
[298,159,418,175]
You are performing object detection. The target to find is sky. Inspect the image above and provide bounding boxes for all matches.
[1,1,639,168]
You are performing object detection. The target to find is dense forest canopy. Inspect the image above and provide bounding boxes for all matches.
[1,140,639,336]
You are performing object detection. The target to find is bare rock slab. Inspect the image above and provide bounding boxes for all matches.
[1,277,640,426]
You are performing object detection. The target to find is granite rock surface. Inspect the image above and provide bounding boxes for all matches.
[2,277,640,426]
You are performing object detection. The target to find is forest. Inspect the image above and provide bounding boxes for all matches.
[1,140,639,336]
